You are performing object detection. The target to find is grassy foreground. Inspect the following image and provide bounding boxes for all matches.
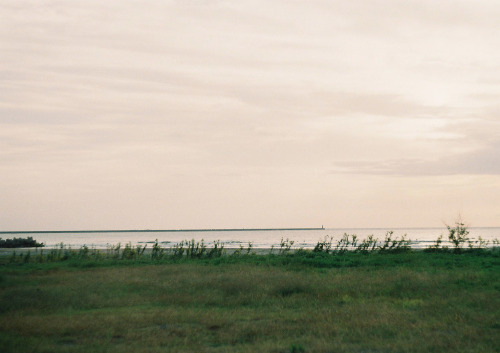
[0,252,499,353]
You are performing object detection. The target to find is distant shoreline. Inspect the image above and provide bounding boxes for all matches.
[0,227,325,235]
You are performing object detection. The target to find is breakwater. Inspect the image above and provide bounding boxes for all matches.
[0,227,325,235]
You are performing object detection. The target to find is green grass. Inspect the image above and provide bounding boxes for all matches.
[0,252,499,353]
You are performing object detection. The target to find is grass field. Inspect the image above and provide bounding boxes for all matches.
[0,250,499,353]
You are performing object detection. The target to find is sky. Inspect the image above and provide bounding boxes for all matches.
[1,0,500,230]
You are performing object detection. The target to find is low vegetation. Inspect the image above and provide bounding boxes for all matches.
[2,223,498,265]
[1,252,498,353]
[0,222,498,352]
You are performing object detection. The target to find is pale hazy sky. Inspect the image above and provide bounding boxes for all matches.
[1,0,499,230]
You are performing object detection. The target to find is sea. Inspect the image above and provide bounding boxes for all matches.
[3,227,500,250]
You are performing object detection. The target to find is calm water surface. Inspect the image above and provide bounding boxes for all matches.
[10,227,500,249]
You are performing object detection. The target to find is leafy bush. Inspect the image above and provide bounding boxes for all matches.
[447,217,470,252]
[279,238,295,254]
[378,231,411,253]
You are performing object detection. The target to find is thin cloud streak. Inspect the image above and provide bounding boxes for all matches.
[333,144,500,176]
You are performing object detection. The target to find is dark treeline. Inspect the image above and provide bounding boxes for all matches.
[0,237,44,248]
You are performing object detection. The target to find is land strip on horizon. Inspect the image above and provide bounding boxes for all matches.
[0,227,325,235]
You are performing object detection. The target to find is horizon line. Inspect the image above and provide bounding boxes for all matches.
[1,225,499,235]
[0,227,325,235]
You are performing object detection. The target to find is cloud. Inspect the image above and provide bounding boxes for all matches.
[333,139,500,176]
[1,0,500,229]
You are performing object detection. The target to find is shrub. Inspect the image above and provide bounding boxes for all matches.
[151,239,165,260]
[0,237,44,248]
[446,217,470,252]
[356,234,378,253]
[206,240,225,258]
[378,232,412,253]
[313,236,333,253]
[279,238,294,254]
